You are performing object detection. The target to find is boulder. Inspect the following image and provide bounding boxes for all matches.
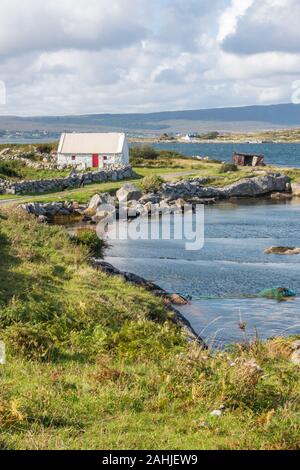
[161,173,291,201]
[223,174,290,198]
[116,183,142,203]
[270,192,293,200]
[291,183,300,197]
[264,246,300,255]
[37,215,48,224]
[159,200,170,210]
[175,198,186,209]
[291,341,300,365]
[139,193,161,204]
[87,193,115,211]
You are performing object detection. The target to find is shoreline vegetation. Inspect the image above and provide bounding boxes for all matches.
[0,207,300,450]
[130,128,300,144]
[2,128,300,150]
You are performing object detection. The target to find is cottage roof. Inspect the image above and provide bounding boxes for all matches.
[58,133,126,154]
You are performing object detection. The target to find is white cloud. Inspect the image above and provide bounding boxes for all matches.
[222,0,300,54]
[0,0,299,115]
[218,0,254,43]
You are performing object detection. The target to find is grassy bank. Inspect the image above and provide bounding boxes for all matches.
[0,208,299,450]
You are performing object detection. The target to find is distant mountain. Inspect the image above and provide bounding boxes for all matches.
[0,103,300,135]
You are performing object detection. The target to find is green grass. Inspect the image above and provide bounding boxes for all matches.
[0,208,299,450]
[1,147,300,205]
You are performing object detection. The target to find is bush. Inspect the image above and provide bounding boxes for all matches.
[3,323,59,361]
[200,131,220,140]
[0,161,20,179]
[71,229,108,258]
[219,163,238,173]
[36,144,53,154]
[130,146,159,161]
[141,175,164,193]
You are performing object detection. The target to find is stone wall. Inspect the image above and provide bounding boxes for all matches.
[0,165,136,195]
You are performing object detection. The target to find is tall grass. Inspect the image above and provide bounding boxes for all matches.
[0,208,299,450]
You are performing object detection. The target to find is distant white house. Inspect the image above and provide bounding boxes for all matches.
[57,132,129,169]
[181,134,192,142]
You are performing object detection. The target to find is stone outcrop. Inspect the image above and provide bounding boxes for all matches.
[264,246,300,255]
[116,183,142,202]
[291,183,300,197]
[161,173,291,201]
[22,201,83,219]
[0,166,136,195]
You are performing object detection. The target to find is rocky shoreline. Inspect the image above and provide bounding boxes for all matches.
[90,259,206,348]
[21,172,293,223]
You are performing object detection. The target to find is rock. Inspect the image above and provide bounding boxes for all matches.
[159,200,170,210]
[88,194,102,210]
[264,246,300,255]
[88,193,115,211]
[127,200,143,217]
[291,350,300,366]
[143,202,153,213]
[139,193,161,204]
[291,340,300,350]
[223,174,290,198]
[270,192,293,200]
[166,293,189,306]
[117,183,142,203]
[289,340,300,365]
[161,173,291,201]
[291,183,300,197]
[37,215,48,224]
[210,410,223,417]
[93,203,116,222]
[175,198,186,209]
[2,166,134,196]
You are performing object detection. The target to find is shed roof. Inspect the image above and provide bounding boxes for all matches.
[233,152,264,158]
[58,133,126,154]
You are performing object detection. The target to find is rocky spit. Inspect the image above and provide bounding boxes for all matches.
[21,173,292,223]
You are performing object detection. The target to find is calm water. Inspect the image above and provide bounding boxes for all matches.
[150,142,300,168]
[2,137,300,168]
[106,199,300,347]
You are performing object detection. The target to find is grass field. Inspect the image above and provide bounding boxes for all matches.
[0,208,299,450]
[1,145,300,205]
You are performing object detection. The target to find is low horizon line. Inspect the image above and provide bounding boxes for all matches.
[0,101,297,120]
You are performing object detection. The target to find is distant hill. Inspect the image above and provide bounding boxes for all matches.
[0,103,300,135]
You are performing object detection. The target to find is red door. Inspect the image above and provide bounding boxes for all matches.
[92,154,99,167]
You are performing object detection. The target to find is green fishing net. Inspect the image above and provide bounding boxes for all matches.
[259,287,296,301]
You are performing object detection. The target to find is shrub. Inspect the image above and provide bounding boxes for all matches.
[130,146,159,161]
[3,323,59,361]
[36,144,53,154]
[219,163,238,173]
[200,131,220,140]
[71,229,108,258]
[0,162,20,179]
[141,175,164,193]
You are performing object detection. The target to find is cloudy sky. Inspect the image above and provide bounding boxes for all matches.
[0,0,299,115]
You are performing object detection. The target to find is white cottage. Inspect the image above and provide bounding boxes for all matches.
[57,132,129,169]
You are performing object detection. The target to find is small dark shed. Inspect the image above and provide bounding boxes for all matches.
[233,152,265,167]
